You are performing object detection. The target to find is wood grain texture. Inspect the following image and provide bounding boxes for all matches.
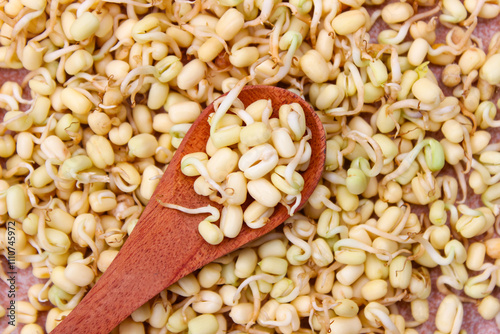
[50,85,326,334]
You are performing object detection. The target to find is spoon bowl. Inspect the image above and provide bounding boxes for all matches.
[51,85,326,333]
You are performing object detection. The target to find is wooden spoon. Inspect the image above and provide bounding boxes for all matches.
[51,85,326,333]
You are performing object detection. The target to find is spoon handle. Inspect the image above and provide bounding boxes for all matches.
[49,186,207,332]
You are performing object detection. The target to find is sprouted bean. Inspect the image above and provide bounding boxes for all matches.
[1,0,500,333]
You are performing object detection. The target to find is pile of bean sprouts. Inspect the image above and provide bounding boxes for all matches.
[0,0,500,333]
